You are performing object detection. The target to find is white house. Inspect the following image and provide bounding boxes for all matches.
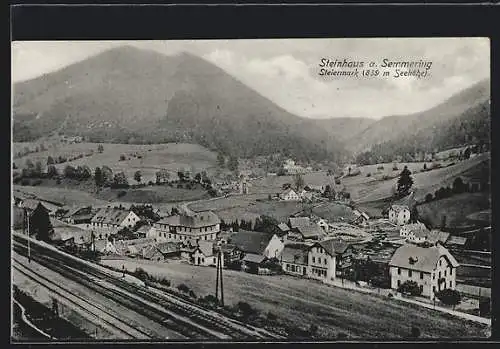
[281,243,310,277]
[280,189,300,201]
[308,241,337,284]
[389,244,459,300]
[90,207,141,237]
[192,241,221,267]
[388,205,411,225]
[263,234,285,259]
[400,222,430,244]
[153,210,221,242]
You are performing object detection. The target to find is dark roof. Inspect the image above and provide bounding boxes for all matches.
[426,230,450,244]
[243,253,266,264]
[318,238,350,256]
[390,205,410,213]
[389,244,459,272]
[228,230,273,255]
[446,236,468,246]
[91,207,135,225]
[289,217,310,228]
[296,224,324,239]
[277,223,290,232]
[196,240,215,257]
[156,211,220,228]
[281,243,309,265]
[156,242,179,254]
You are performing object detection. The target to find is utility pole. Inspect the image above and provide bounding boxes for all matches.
[215,249,224,306]
[25,208,31,263]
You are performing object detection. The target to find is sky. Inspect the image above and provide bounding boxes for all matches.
[11,38,490,119]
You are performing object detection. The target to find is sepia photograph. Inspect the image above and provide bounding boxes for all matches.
[11,38,491,341]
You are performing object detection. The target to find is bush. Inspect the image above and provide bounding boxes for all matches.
[435,289,461,307]
[177,284,190,293]
[425,193,433,202]
[366,173,371,177]
[32,179,43,186]
[56,178,62,185]
[236,301,257,318]
[388,293,394,298]
[410,326,421,338]
[397,280,422,296]
[337,332,348,340]
[21,179,30,186]
[188,290,196,299]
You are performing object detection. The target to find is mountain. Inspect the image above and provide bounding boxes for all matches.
[13,46,348,163]
[344,79,491,154]
[311,117,376,143]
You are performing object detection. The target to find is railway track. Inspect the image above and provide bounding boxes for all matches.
[12,260,151,340]
[12,235,284,340]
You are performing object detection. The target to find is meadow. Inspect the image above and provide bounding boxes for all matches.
[101,258,490,339]
[13,142,219,184]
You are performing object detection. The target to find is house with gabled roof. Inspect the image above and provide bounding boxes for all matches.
[389,244,459,299]
[400,222,430,244]
[318,238,354,276]
[227,229,284,259]
[388,205,411,226]
[153,210,220,242]
[279,188,300,201]
[281,243,310,277]
[192,240,220,267]
[90,207,141,236]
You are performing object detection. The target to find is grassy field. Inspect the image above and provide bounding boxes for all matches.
[312,202,356,222]
[13,142,219,184]
[100,258,489,339]
[351,154,490,204]
[13,185,109,207]
[416,192,490,229]
[189,195,311,223]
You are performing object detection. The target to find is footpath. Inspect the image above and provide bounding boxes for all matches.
[328,278,491,326]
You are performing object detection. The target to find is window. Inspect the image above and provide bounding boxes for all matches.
[398,268,401,275]
[286,264,290,271]
[439,259,442,267]
[433,273,435,280]
[444,270,447,277]
[312,257,315,263]
[408,270,412,278]
[169,234,171,239]
[438,271,441,278]
[449,281,452,288]
[397,280,401,287]
[419,285,423,293]
[433,286,436,294]
[324,258,327,265]
[420,272,424,280]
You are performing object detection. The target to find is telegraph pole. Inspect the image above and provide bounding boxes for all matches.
[215,249,224,306]
[25,208,31,263]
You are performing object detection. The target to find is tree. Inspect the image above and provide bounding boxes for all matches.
[452,177,465,194]
[35,161,43,175]
[64,165,77,178]
[217,153,225,168]
[47,156,55,165]
[228,156,239,172]
[95,167,103,186]
[114,171,129,187]
[397,166,414,197]
[29,205,54,242]
[134,170,142,183]
[294,174,305,191]
[463,147,471,160]
[119,154,126,161]
[77,165,92,179]
[410,206,419,223]
[397,280,422,296]
[425,193,433,202]
[194,173,202,183]
[97,144,104,153]
[47,165,59,178]
[25,159,34,169]
[435,289,461,309]
[101,166,113,185]
[177,171,185,182]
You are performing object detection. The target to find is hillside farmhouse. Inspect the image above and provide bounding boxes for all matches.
[389,244,459,300]
[388,205,411,225]
[280,188,300,201]
[90,207,141,236]
[400,222,430,244]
